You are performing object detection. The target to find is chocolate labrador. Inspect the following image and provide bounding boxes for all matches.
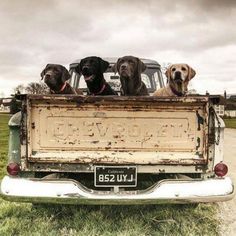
[41,64,79,94]
[153,63,196,96]
[113,56,149,96]
[75,56,117,95]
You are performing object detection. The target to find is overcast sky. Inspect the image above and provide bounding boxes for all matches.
[0,0,236,96]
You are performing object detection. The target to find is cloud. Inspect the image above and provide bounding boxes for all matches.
[0,0,236,96]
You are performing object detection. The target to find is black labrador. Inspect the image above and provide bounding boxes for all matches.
[75,56,117,95]
[41,64,79,94]
[113,56,149,96]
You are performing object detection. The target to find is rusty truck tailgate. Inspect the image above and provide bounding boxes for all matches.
[24,95,209,165]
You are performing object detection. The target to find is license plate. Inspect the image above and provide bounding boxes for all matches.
[95,166,137,187]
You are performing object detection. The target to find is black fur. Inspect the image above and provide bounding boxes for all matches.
[75,57,117,95]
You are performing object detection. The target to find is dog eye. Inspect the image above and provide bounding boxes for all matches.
[128,60,134,64]
[181,67,187,71]
[171,68,176,72]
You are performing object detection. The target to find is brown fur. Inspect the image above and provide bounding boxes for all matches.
[41,64,82,94]
[113,56,149,96]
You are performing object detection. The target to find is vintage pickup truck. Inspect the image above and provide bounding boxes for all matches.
[0,58,234,204]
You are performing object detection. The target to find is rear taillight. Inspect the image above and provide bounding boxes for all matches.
[7,163,21,176]
[214,162,228,177]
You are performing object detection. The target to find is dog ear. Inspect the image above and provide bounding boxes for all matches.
[165,65,172,83]
[112,58,121,74]
[138,59,146,74]
[75,65,81,74]
[99,58,109,73]
[186,64,196,81]
[40,69,45,80]
[112,64,117,73]
[75,60,82,74]
[61,65,71,82]
[135,58,146,79]
[40,64,50,80]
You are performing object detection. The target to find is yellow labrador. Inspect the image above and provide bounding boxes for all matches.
[153,64,196,96]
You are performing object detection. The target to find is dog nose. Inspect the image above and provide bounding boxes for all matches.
[82,66,89,73]
[121,64,127,70]
[174,71,182,80]
[82,66,93,76]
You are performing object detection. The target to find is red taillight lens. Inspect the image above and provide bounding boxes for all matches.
[7,163,21,176]
[214,162,228,177]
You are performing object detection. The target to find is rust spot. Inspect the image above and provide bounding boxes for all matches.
[196,137,200,150]
[31,122,35,129]
[91,141,99,144]
[196,110,204,131]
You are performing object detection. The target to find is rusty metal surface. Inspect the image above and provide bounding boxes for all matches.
[22,95,210,166]
[23,162,205,173]
[26,94,210,106]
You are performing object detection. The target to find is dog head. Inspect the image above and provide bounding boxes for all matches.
[165,63,196,95]
[75,57,109,83]
[114,56,146,79]
[40,64,70,92]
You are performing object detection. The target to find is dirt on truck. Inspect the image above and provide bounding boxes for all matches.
[0,58,234,204]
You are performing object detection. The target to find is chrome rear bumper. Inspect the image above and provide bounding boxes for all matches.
[0,175,234,204]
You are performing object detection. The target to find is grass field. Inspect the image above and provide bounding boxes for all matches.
[223,118,236,129]
[0,114,220,236]
[0,114,9,180]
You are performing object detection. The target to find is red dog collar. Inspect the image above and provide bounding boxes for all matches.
[59,82,67,92]
[50,82,67,94]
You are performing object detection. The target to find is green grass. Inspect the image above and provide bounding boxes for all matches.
[0,114,9,179]
[0,114,220,236]
[0,203,220,236]
[223,118,236,129]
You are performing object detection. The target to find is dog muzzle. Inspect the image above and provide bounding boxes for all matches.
[43,74,52,83]
[174,71,183,82]
[81,67,95,81]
